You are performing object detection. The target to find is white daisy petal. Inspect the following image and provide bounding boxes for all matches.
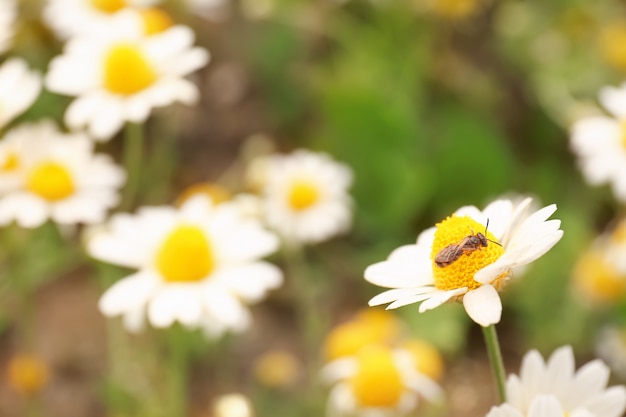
[462,284,502,326]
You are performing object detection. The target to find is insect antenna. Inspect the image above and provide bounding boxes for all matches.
[484,219,502,247]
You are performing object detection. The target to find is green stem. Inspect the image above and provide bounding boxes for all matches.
[121,122,144,211]
[167,326,189,417]
[482,324,507,403]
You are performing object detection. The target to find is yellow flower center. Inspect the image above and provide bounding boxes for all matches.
[7,354,49,396]
[599,21,626,72]
[349,346,404,407]
[287,179,320,211]
[139,7,173,35]
[26,161,75,201]
[155,224,215,282]
[253,350,300,388]
[573,250,626,304]
[432,0,482,19]
[103,43,158,95]
[431,215,503,291]
[402,339,444,381]
[1,151,20,172]
[175,182,231,207]
[90,0,126,13]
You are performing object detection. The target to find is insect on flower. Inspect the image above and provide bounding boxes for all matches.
[434,220,501,268]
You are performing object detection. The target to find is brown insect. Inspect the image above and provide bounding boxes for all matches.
[434,220,501,268]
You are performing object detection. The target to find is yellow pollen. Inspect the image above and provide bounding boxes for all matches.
[90,0,126,13]
[287,178,320,211]
[26,161,75,201]
[431,215,504,291]
[103,43,157,95]
[156,225,214,283]
[1,151,20,172]
[139,8,173,35]
[349,345,404,407]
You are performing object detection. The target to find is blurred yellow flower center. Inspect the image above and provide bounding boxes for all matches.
[349,346,403,407]
[156,225,215,282]
[600,22,626,72]
[104,43,157,95]
[90,0,126,13]
[26,162,75,201]
[287,179,319,211]
[1,151,20,171]
[433,0,481,19]
[140,8,173,35]
[7,354,49,395]
[253,350,300,388]
[573,250,626,304]
[431,216,503,291]
[402,339,444,381]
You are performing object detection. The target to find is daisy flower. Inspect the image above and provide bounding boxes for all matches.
[260,149,353,245]
[42,0,161,39]
[322,344,442,417]
[0,58,42,129]
[486,346,626,417]
[87,195,282,335]
[0,120,125,228]
[570,83,626,202]
[0,0,15,54]
[45,9,209,141]
[365,197,563,327]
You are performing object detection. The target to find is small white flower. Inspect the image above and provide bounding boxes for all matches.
[87,195,282,335]
[571,83,626,202]
[322,344,442,417]
[0,58,42,129]
[261,149,353,245]
[0,120,125,228]
[0,0,15,54]
[45,9,209,141]
[43,0,160,39]
[365,197,563,327]
[486,346,626,417]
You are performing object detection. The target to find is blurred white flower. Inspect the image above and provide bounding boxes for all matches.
[185,0,230,21]
[0,120,125,228]
[45,9,209,141]
[213,393,255,417]
[43,0,160,39]
[322,344,442,417]
[486,346,626,417]
[570,84,626,202]
[596,326,626,380]
[87,195,282,335]
[365,198,563,327]
[0,0,15,54]
[0,58,42,129]
[261,149,353,245]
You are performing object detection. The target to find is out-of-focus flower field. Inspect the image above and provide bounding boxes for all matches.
[4,0,626,416]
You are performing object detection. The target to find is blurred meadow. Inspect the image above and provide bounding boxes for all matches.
[2,0,626,416]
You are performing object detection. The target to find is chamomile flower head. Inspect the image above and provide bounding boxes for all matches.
[0,120,125,228]
[570,83,626,202]
[486,346,626,417]
[0,0,15,54]
[365,197,563,327]
[322,344,442,417]
[261,149,353,245]
[0,58,42,129]
[45,9,209,141]
[87,195,282,335]
[43,0,161,39]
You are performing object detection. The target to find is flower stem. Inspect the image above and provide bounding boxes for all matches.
[167,325,189,417]
[121,122,144,211]
[482,324,507,403]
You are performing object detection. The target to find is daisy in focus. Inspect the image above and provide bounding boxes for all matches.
[87,195,282,335]
[486,345,626,417]
[43,0,161,39]
[0,120,125,228]
[365,197,563,327]
[570,83,626,202]
[322,343,442,417]
[0,58,42,129]
[259,149,353,245]
[0,0,15,54]
[45,9,209,141]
